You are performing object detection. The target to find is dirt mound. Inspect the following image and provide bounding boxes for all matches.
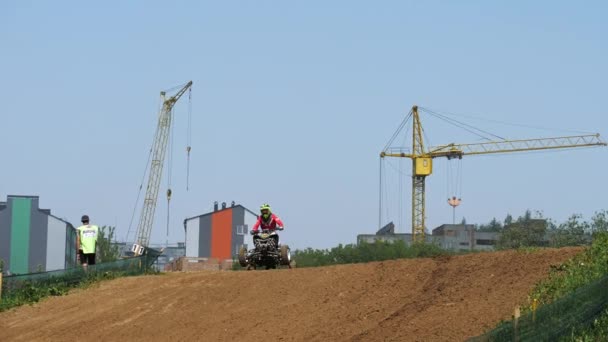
[0,247,582,341]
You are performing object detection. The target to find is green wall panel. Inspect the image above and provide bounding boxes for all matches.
[10,198,31,274]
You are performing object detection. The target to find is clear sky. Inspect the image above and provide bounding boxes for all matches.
[1,1,607,250]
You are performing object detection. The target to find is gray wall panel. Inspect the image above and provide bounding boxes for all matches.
[29,199,48,272]
[0,203,11,271]
[243,210,257,252]
[231,207,245,257]
[46,216,67,271]
[185,218,200,258]
[198,215,212,258]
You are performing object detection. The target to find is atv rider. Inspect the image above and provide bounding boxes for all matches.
[251,204,284,245]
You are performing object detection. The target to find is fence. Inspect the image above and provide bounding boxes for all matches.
[1,249,161,301]
[469,274,608,341]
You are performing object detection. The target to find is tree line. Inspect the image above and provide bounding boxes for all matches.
[473,209,608,249]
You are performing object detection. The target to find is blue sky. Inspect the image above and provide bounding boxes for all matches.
[1,1,607,249]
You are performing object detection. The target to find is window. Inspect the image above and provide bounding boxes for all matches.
[459,242,469,246]
[476,239,496,246]
[236,225,245,235]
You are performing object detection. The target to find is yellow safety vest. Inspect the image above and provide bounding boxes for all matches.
[77,225,99,254]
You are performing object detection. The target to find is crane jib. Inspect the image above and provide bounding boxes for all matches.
[130,81,193,256]
[379,105,606,242]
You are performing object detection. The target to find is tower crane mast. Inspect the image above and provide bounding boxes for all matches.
[381,105,607,242]
[131,81,193,256]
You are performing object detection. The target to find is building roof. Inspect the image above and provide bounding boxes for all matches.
[183,203,258,227]
[432,224,476,235]
[376,222,395,235]
[1,195,75,228]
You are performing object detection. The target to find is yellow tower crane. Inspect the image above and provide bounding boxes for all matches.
[380,105,607,242]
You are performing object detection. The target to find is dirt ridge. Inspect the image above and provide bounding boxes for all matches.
[0,247,582,342]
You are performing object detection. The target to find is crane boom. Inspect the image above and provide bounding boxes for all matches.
[380,105,607,242]
[131,81,193,256]
[382,134,606,159]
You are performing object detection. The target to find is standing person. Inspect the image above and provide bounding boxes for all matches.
[76,215,99,268]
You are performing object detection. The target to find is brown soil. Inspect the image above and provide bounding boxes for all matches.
[0,247,582,342]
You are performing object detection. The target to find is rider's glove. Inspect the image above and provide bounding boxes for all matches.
[250,230,257,235]
[277,226,284,231]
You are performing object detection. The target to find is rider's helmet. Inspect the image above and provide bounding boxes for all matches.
[260,204,271,221]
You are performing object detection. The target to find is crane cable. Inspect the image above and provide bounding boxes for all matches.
[166,106,175,247]
[186,87,192,191]
[420,107,594,135]
[420,107,505,141]
[378,157,383,230]
[126,96,162,244]
[380,112,413,232]
[383,111,413,152]
[126,146,153,244]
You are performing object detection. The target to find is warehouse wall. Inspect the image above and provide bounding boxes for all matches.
[0,196,75,274]
[47,215,68,271]
[211,209,232,260]
[231,207,244,257]
[185,217,200,258]
[185,205,258,260]
[198,214,212,258]
[29,200,48,272]
[0,200,12,271]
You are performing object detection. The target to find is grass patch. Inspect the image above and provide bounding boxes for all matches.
[292,240,450,268]
[473,232,608,341]
[1,265,160,312]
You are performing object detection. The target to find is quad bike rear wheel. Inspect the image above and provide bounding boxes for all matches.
[280,245,291,266]
[238,246,248,268]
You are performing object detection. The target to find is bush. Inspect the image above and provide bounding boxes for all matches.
[475,231,608,340]
[293,240,447,268]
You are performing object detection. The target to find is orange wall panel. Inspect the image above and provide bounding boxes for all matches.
[211,209,232,260]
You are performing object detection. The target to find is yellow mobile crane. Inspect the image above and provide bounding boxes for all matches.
[380,105,607,242]
[130,81,193,256]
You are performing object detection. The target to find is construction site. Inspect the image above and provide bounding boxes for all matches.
[2,2,608,341]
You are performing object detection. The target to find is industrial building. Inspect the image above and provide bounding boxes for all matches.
[357,222,499,251]
[0,195,77,274]
[357,222,437,245]
[184,201,258,260]
[431,224,498,251]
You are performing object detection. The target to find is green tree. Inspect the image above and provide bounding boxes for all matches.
[519,209,533,223]
[551,214,591,247]
[97,225,121,263]
[591,210,608,234]
[497,210,547,249]
[477,217,503,232]
[504,213,513,226]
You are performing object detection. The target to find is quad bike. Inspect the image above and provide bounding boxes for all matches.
[238,229,291,270]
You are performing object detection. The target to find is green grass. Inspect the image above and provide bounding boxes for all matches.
[473,232,608,341]
[529,232,608,308]
[565,309,608,342]
[1,263,160,312]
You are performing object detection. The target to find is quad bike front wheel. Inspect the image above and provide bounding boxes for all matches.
[238,246,248,267]
[280,245,291,266]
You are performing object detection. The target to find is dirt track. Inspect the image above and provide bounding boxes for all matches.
[0,247,582,342]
